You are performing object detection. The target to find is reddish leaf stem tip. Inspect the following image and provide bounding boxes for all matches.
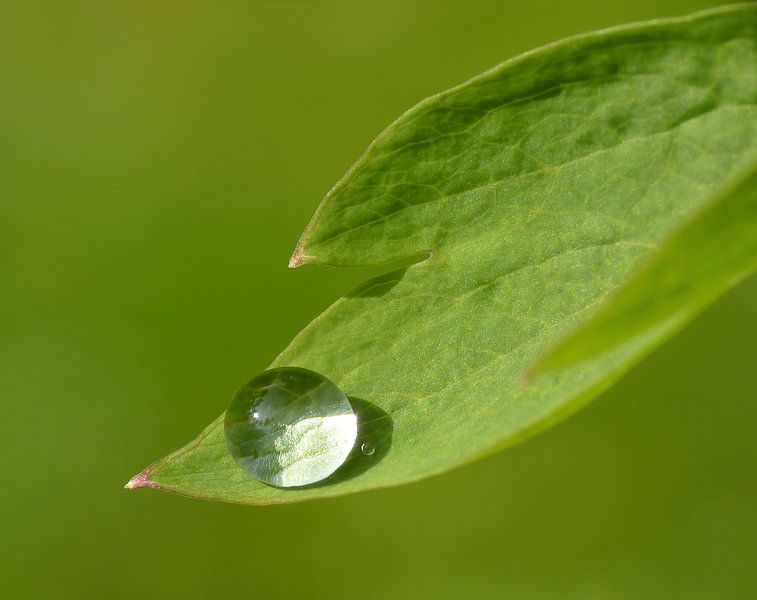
[124,469,156,490]
[288,247,305,269]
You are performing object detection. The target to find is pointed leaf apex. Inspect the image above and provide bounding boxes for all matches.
[124,469,157,490]
[288,247,306,269]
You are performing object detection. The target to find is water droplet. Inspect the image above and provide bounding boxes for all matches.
[360,442,375,456]
[224,367,357,488]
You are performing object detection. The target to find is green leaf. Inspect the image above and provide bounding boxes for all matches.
[129,4,757,505]
[534,163,757,373]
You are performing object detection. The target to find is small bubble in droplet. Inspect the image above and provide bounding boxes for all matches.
[360,442,375,456]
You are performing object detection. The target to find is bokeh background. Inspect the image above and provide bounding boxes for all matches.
[2,1,755,598]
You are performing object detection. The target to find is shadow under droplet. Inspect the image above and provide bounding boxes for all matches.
[295,397,393,489]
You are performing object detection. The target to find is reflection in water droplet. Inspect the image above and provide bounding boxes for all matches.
[224,367,357,488]
[360,442,375,456]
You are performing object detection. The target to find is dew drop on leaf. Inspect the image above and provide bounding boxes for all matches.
[224,367,357,488]
[360,442,375,456]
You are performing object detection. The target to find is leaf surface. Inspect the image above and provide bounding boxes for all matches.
[535,163,757,372]
[132,5,757,504]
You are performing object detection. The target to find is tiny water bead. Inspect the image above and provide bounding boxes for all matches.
[224,367,357,488]
[360,442,375,456]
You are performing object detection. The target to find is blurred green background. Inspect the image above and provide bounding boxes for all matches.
[2,1,755,598]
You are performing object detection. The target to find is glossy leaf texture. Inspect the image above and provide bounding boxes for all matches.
[132,5,757,504]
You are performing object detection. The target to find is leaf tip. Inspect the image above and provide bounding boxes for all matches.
[288,246,307,269]
[124,468,158,490]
